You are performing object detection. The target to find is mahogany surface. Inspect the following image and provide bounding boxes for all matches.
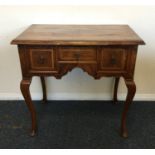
[11,24,144,45]
[11,24,145,138]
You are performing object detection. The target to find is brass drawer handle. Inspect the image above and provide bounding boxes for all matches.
[110,56,116,65]
[38,56,45,64]
[74,53,80,60]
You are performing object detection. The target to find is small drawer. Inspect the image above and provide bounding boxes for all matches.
[29,48,55,71]
[99,47,128,71]
[58,46,97,63]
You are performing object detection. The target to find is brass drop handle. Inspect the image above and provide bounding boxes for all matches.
[74,52,80,60]
[110,56,116,65]
[38,56,45,64]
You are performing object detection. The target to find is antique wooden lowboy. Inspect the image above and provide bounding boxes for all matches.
[11,24,145,137]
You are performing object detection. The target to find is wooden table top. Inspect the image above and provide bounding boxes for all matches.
[11,24,145,45]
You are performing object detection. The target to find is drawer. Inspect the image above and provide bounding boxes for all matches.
[29,48,56,71]
[58,46,97,63]
[99,47,128,71]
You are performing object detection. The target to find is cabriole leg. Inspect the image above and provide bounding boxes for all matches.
[20,77,37,136]
[120,79,136,138]
[40,76,47,103]
[113,77,120,104]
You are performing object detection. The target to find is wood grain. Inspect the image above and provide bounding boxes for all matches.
[11,24,145,45]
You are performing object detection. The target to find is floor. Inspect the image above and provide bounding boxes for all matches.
[0,100,155,149]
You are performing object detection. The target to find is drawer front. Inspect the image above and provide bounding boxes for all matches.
[99,47,128,71]
[29,48,56,71]
[58,46,97,63]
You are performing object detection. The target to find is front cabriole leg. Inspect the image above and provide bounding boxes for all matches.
[120,78,136,138]
[20,77,37,136]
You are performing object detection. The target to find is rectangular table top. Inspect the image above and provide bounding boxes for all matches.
[11,24,145,45]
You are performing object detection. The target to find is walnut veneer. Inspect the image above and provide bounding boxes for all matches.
[11,24,145,138]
